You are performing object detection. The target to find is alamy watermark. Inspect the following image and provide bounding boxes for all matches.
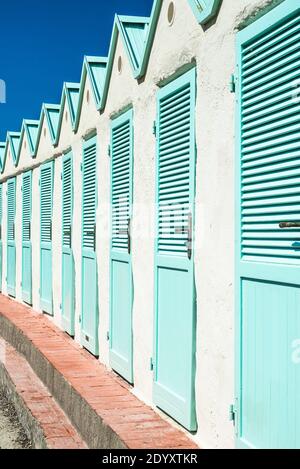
[0,79,6,103]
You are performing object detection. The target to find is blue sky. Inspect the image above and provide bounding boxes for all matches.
[0,0,154,140]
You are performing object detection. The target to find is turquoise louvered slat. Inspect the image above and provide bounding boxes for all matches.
[82,141,96,249]
[158,82,192,255]
[241,10,300,262]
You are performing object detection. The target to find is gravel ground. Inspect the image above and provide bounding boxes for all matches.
[0,391,32,449]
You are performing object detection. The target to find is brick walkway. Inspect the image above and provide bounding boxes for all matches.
[0,295,198,449]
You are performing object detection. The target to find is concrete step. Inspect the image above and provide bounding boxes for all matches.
[0,337,87,449]
[0,295,198,449]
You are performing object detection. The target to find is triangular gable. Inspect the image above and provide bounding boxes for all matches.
[99,14,149,111]
[25,120,39,155]
[34,103,60,156]
[0,142,6,173]
[55,82,80,145]
[44,104,60,143]
[8,132,21,165]
[74,56,107,132]
[16,119,39,164]
[1,132,20,173]
[187,0,221,24]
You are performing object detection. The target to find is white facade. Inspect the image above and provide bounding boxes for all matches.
[0,0,287,449]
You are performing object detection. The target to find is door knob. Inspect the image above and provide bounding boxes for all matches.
[279,222,300,228]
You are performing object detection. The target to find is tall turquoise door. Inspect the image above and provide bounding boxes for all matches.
[236,0,300,449]
[153,68,197,431]
[62,151,75,335]
[7,178,16,297]
[0,184,2,291]
[81,135,98,355]
[22,171,32,304]
[40,161,54,314]
[110,109,134,383]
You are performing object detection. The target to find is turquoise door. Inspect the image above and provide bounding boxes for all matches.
[0,184,2,291]
[22,171,32,304]
[236,0,300,449]
[110,109,134,383]
[81,135,98,355]
[40,161,54,314]
[62,151,75,336]
[153,68,197,431]
[7,178,16,297]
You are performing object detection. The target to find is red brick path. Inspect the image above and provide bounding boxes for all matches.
[0,295,198,449]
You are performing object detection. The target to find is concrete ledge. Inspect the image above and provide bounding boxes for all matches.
[0,295,198,449]
[0,338,87,449]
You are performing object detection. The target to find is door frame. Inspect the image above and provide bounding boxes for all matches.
[80,134,99,355]
[22,170,32,305]
[40,160,54,314]
[62,150,75,336]
[153,67,197,431]
[234,0,300,448]
[109,107,134,384]
[7,177,16,297]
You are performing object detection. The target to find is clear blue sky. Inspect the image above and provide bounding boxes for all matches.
[0,0,154,140]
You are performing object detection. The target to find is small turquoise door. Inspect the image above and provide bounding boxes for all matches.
[7,178,16,297]
[236,0,300,449]
[22,171,32,304]
[62,151,75,336]
[40,161,54,314]
[110,109,134,383]
[81,135,98,355]
[0,184,2,291]
[153,68,197,431]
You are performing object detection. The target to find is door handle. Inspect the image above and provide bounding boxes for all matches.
[186,212,192,260]
[128,217,131,255]
[28,221,31,240]
[64,226,72,247]
[279,222,300,228]
[84,224,96,251]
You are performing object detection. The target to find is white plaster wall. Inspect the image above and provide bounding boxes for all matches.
[0,0,284,449]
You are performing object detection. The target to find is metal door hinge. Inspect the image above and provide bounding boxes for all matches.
[60,172,63,180]
[152,121,156,137]
[229,400,238,428]
[229,74,236,93]
[150,357,154,371]
[106,331,110,341]
[107,144,111,157]
[80,162,83,171]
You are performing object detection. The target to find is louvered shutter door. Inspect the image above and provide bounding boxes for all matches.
[41,165,53,243]
[154,69,197,432]
[241,11,300,263]
[7,179,16,242]
[22,171,32,304]
[110,109,134,384]
[81,136,98,355]
[111,119,131,252]
[40,161,54,314]
[236,1,300,449]
[7,178,16,297]
[63,156,72,247]
[83,142,97,250]
[158,81,193,256]
[22,173,31,243]
[62,152,75,336]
